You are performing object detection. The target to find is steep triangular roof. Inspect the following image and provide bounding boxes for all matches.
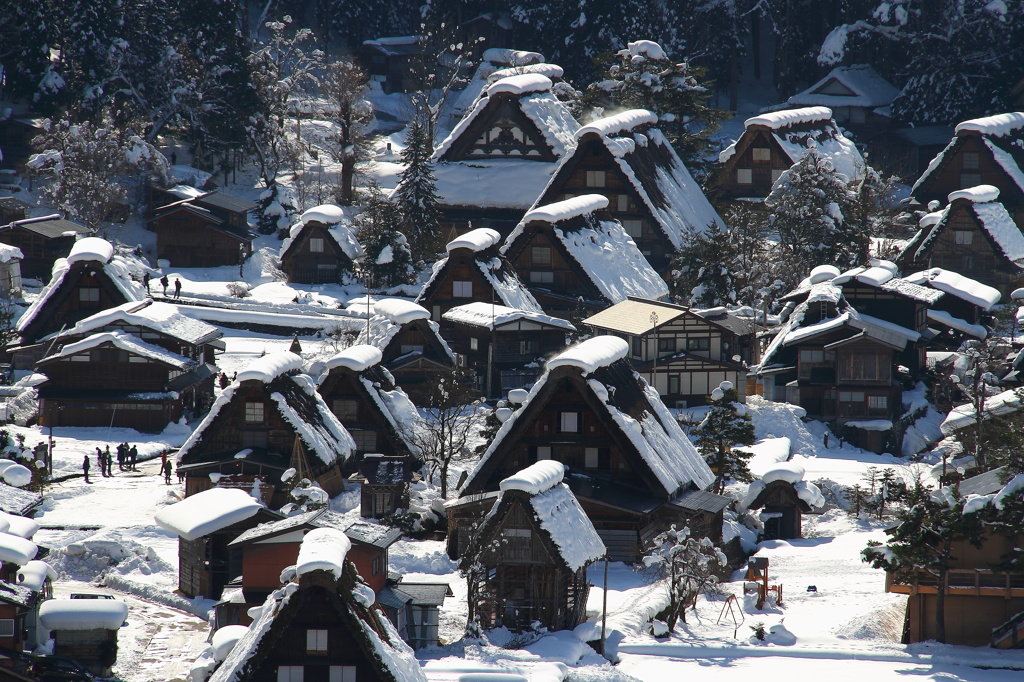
[355,300,456,367]
[535,110,724,252]
[502,195,668,307]
[280,204,363,263]
[463,337,714,498]
[786,64,899,110]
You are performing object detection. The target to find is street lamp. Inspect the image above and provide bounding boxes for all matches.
[650,311,659,394]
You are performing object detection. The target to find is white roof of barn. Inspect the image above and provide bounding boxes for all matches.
[42,330,196,369]
[785,65,899,109]
[955,112,1024,137]
[41,300,221,346]
[154,487,263,541]
[442,301,575,331]
[39,600,128,631]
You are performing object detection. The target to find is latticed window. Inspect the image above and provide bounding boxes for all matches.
[244,402,264,423]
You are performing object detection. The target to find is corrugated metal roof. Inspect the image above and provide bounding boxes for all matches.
[197,191,256,214]
[958,466,1006,497]
[383,582,450,606]
[672,489,732,514]
[3,217,92,239]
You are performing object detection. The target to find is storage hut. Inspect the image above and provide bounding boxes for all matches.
[457,460,604,633]
[280,205,362,284]
[739,462,825,540]
[38,600,129,677]
[348,454,418,519]
[0,214,92,280]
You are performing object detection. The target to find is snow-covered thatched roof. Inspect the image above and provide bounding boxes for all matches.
[442,302,575,331]
[784,64,899,110]
[280,204,362,262]
[40,300,222,346]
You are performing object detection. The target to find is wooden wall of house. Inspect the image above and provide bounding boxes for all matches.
[52,629,118,677]
[0,601,26,658]
[447,321,567,395]
[41,397,182,432]
[155,214,248,268]
[41,351,176,391]
[840,284,927,332]
[282,223,352,284]
[712,129,791,198]
[242,541,388,595]
[360,483,407,520]
[318,371,401,459]
[924,205,1024,299]
[506,226,604,318]
[914,135,1024,215]
[191,383,298,460]
[0,228,77,279]
[27,266,132,342]
[906,593,1024,645]
[422,250,498,321]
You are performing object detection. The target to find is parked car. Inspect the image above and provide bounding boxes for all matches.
[32,655,95,682]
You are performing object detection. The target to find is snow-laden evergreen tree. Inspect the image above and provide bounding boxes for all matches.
[582,40,728,177]
[0,0,56,104]
[694,381,755,495]
[672,222,741,308]
[765,150,868,285]
[818,0,1024,124]
[642,525,726,630]
[255,184,295,236]
[355,184,414,289]
[393,120,443,263]
[323,59,373,206]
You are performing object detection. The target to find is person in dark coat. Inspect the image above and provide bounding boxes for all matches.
[129,445,138,471]
[95,447,105,477]
[162,459,173,485]
[173,278,182,299]
[104,445,112,476]
[82,455,91,484]
[116,443,126,471]
[143,272,151,295]
[160,275,169,296]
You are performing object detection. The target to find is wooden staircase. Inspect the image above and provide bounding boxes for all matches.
[991,610,1024,649]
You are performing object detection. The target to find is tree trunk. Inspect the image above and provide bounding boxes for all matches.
[340,159,355,205]
[935,566,947,643]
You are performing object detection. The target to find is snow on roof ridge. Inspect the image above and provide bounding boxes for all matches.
[523,194,608,224]
[908,268,1002,310]
[296,527,351,580]
[547,336,629,374]
[486,73,552,97]
[446,227,501,253]
[373,298,430,325]
[153,487,263,541]
[955,112,1024,137]
[948,185,1000,204]
[490,63,564,81]
[39,600,129,631]
[482,48,544,66]
[236,351,304,383]
[300,204,345,225]
[66,237,113,264]
[442,301,575,331]
[745,106,833,130]
[499,460,565,495]
[325,345,383,373]
[48,330,193,368]
[761,461,806,484]
[577,109,657,140]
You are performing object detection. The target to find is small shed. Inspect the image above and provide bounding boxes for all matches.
[348,454,418,519]
[376,579,450,649]
[38,599,129,677]
[280,205,362,284]
[0,197,30,225]
[0,243,22,294]
[740,462,824,540]
[361,36,421,94]
[459,461,604,633]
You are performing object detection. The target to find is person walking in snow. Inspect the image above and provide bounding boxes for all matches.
[173,278,182,299]
[116,443,126,471]
[129,445,138,471]
[104,445,112,476]
[162,459,173,485]
[82,455,91,484]
[176,462,184,483]
[95,447,105,477]
[143,272,151,295]
[160,275,169,296]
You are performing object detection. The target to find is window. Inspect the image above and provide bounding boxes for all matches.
[79,287,100,302]
[244,402,264,423]
[668,375,680,395]
[839,391,865,402]
[71,354,90,362]
[622,219,643,238]
[351,430,377,451]
[960,173,982,186]
[128,355,149,363]
[954,230,973,245]
[470,337,479,351]
[330,667,357,682]
[963,254,974,270]
[332,399,359,420]
[657,337,676,354]
[559,411,579,433]
[531,246,551,266]
[241,430,268,449]
[530,271,554,284]
[962,151,979,170]
[307,629,328,652]
[519,340,536,355]
[868,395,888,409]
[752,147,771,162]
[799,349,834,363]
[278,666,304,682]
[839,352,888,381]
[687,337,710,352]
[585,447,599,468]
[309,238,324,253]
[617,194,630,212]
[504,528,531,538]
[737,168,752,184]
[586,170,606,187]
[536,446,551,460]
[400,344,424,354]
[0,619,13,637]
[632,337,643,357]
[372,556,382,576]
[453,280,473,297]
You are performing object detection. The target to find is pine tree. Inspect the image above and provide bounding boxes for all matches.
[582,40,729,177]
[694,381,756,495]
[393,120,443,263]
[765,150,868,285]
[355,184,414,290]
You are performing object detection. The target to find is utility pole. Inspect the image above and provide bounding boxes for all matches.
[650,311,659,394]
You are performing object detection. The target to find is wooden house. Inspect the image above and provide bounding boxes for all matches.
[457,13,513,61]
[447,47,547,123]
[10,237,146,368]
[416,227,543,323]
[356,299,457,405]
[442,302,575,396]
[0,197,30,224]
[710,106,866,200]
[455,337,726,561]
[501,195,668,320]
[584,297,750,408]
[207,528,428,682]
[869,124,955,184]
[348,455,418,519]
[316,345,422,462]
[899,186,1024,300]
[176,352,354,507]
[782,65,898,132]
[757,279,920,453]
[430,73,579,238]
[739,463,824,540]
[223,510,401,622]
[0,214,93,280]
[280,205,362,284]
[151,191,255,268]
[155,487,284,600]
[880,469,1024,646]
[532,109,725,275]
[35,331,215,431]
[361,36,422,94]
[0,580,40,663]
[910,112,1024,227]
[454,461,604,633]
[38,599,129,677]
[0,116,46,171]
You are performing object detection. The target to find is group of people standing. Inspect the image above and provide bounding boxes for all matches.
[141,272,183,299]
[81,442,139,483]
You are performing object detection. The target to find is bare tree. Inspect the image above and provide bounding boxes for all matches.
[408,21,479,146]
[642,525,726,630]
[323,59,373,205]
[405,366,480,498]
